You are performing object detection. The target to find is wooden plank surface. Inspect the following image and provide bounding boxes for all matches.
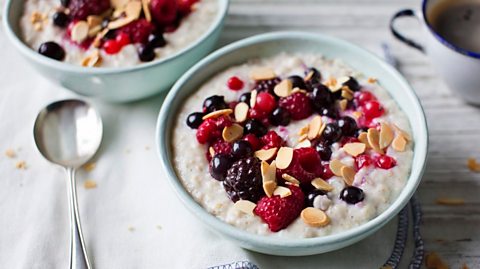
[222,0,480,268]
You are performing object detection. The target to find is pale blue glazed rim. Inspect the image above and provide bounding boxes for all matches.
[156,31,429,256]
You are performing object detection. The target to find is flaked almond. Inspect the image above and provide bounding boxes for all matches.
[276,147,294,169]
[30,11,44,23]
[341,166,356,185]
[367,127,383,153]
[110,0,130,9]
[15,160,27,170]
[307,115,322,140]
[282,174,300,185]
[209,147,215,156]
[342,142,366,157]
[298,125,309,136]
[392,135,407,152]
[339,99,348,111]
[368,77,377,83]
[341,86,354,100]
[311,178,333,192]
[5,149,16,158]
[87,15,102,28]
[329,159,345,177]
[263,181,277,198]
[295,139,311,149]
[250,90,257,108]
[318,122,327,137]
[84,179,97,189]
[326,77,341,92]
[222,124,243,142]
[83,162,96,172]
[273,186,292,198]
[467,157,480,172]
[255,147,278,161]
[125,0,142,19]
[337,76,350,85]
[33,22,43,32]
[352,111,363,119]
[250,67,276,81]
[261,161,277,197]
[234,102,249,123]
[71,20,89,43]
[379,122,394,149]
[142,0,152,21]
[301,207,330,227]
[202,109,233,120]
[273,79,293,97]
[435,198,465,206]
[108,17,135,29]
[234,200,256,215]
[298,133,308,142]
[304,70,315,82]
[358,131,370,148]
[291,88,307,94]
[88,25,102,37]
[392,124,412,141]
[92,28,109,48]
[81,50,102,67]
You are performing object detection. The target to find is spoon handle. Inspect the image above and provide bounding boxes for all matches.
[66,168,93,269]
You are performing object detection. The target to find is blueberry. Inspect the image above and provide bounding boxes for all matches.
[315,142,332,161]
[337,116,358,136]
[52,12,69,28]
[210,154,233,181]
[203,95,228,113]
[238,92,251,105]
[288,75,307,90]
[310,84,333,108]
[38,42,65,61]
[342,76,361,92]
[138,45,155,62]
[318,106,338,119]
[232,140,253,159]
[305,189,327,207]
[269,107,291,126]
[322,123,342,142]
[244,119,267,137]
[148,32,166,48]
[340,186,365,204]
[186,112,204,129]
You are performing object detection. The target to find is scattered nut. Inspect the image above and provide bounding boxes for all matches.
[329,159,345,177]
[367,127,383,153]
[392,124,411,141]
[358,132,370,148]
[84,179,97,189]
[33,22,43,32]
[368,77,377,83]
[308,115,323,140]
[250,67,276,81]
[108,17,136,29]
[467,157,480,172]
[304,70,315,82]
[273,186,292,198]
[295,139,311,149]
[111,0,130,9]
[209,147,215,156]
[298,125,309,136]
[341,86,354,100]
[125,1,142,19]
[273,80,293,97]
[301,207,330,227]
[342,142,366,157]
[255,147,278,161]
[379,122,394,149]
[341,166,356,185]
[234,102,249,123]
[81,50,102,67]
[202,109,233,120]
[250,90,257,108]
[311,178,333,192]
[263,181,277,198]
[15,161,27,170]
[326,77,341,92]
[233,200,256,215]
[392,135,407,152]
[282,173,300,185]
[297,133,308,142]
[71,20,89,43]
[261,161,277,197]
[435,198,465,206]
[142,0,152,21]
[222,124,243,142]
[5,149,16,158]
[339,99,348,111]
[275,147,294,169]
[83,162,96,172]
[87,15,102,28]
[291,88,307,94]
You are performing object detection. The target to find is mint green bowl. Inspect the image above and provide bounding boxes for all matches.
[156,32,428,256]
[3,0,228,102]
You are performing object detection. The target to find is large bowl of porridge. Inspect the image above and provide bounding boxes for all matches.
[3,0,228,102]
[156,32,428,256]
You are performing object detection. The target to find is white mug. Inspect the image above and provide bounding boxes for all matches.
[391,0,480,105]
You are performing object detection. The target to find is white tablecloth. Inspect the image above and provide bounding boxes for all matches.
[0,15,419,269]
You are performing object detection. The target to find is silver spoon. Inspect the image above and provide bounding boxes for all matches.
[34,99,102,269]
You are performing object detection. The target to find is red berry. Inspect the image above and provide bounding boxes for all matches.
[177,0,198,15]
[355,154,372,170]
[248,107,269,121]
[103,40,122,54]
[277,147,323,184]
[68,0,111,20]
[119,19,155,44]
[375,155,396,169]
[243,134,262,151]
[150,0,178,26]
[278,92,313,120]
[355,91,376,106]
[362,100,384,119]
[196,116,232,144]
[254,185,304,232]
[116,33,131,47]
[227,76,244,91]
[322,163,334,180]
[260,131,284,150]
[256,92,276,113]
[206,139,232,161]
[339,136,360,146]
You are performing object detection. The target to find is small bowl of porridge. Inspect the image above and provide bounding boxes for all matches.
[156,32,428,256]
[3,0,228,102]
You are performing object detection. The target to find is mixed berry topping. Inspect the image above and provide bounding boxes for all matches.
[38,41,66,61]
[187,66,411,232]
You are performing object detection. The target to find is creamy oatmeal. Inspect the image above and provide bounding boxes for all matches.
[172,53,414,238]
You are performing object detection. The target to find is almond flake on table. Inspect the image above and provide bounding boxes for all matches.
[5,148,16,158]
[84,179,97,189]
[83,162,96,172]
[467,157,480,172]
[435,198,465,206]
[15,161,27,170]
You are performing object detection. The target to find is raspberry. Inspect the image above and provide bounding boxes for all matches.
[68,0,110,20]
[223,157,264,203]
[277,147,323,184]
[196,116,232,144]
[206,139,232,161]
[355,91,376,106]
[227,76,244,91]
[119,19,155,44]
[254,185,304,232]
[254,78,281,94]
[150,0,178,26]
[243,134,262,151]
[255,92,276,113]
[278,92,313,120]
[178,0,198,15]
[248,107,269,121]
[260,131,284,150]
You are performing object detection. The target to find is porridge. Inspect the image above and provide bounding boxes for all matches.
[20,0,218,67]
[172,53,413,238]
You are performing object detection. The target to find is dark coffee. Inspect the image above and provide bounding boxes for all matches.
[428,0,480,53]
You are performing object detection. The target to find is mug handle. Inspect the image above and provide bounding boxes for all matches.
[390,9,425,53]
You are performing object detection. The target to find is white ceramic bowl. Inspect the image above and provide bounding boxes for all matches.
[156,32,428,256]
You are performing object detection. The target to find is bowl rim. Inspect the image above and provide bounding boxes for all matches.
[2,0,229,74]
[156,31,428,249]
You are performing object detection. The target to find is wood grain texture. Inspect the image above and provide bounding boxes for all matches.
[222,0,480,267]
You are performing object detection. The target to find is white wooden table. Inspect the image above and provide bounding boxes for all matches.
[1,0,479,268]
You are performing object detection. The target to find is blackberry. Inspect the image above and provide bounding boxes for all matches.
[253,77,281,95]
[223,157,264,203]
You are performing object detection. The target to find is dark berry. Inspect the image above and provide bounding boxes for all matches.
[315,142,332,161]
[288,75,306,90]
[203,95,228,113]
[244,119,267,137]
[340,186,365,204]
[52,12,69,28]
[232,140,253,159]
[148,32,167,48]
[223,157,264,202]
[342,76,361,91]
[337,117,358,136]
[239,92,251,105]
[210,154,232,181]
[322,123,342,143]
[255,92,276,113]
[318,106,339,119]
[254,78,281,94]
[138,45,155,62]
[186,112,204,129]
[150,0,178,26]
[38,42,65,61]
[375,155,396,169]
[68,0,111,20]
[227,76,244,91]
[101,18,110,29]
[269,107,291,126]
[278,92,313,120]
[310,84,333,108]
[305,189,327,207]
[304,67,321,84]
